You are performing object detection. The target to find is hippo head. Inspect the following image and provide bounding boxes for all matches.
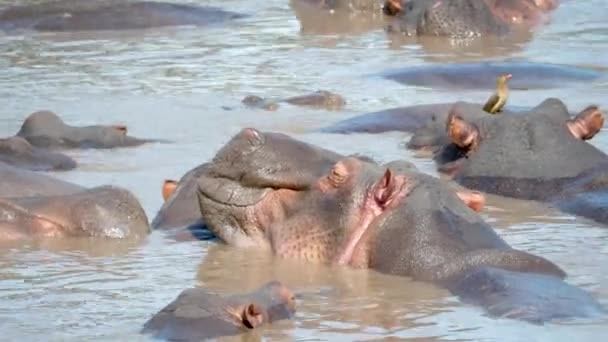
[436,102,606,200]
[232,281,297,327]
[197,128,342,247]
[16,110,159,149]
[269,157,489,266]
[388,0,510,37]
[0,136,76,171]
[1,186,150,239]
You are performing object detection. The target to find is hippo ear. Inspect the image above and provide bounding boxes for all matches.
[567,106,604,140]
[241,303,265,329]
[374,169,405,209]
[112,125,128,135]
[456,190,486,212]
[162,179,177,202]
[447,109,480,151]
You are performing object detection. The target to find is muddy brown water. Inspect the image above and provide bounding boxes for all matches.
[1,0,608,341]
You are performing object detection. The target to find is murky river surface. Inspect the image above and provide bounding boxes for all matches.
[1,0,608,341]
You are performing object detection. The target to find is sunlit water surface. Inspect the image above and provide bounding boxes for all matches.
[0,0,607,341]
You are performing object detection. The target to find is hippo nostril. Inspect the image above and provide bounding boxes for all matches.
[241,128,265,146]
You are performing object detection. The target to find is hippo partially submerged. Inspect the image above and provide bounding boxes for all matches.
[142,281,296,340]
[435,100,608,226]
[16,110,165,149]
[0,161,83,198]
[0,136,76,171]
[386,0,558,37]
[0,0,247,32]
[242,90,346,111]
[195,129,603,322]
[0,185,150,241]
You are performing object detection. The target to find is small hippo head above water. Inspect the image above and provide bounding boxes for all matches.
[16,110,166,149]
[142,281,296,340]
[0,136,76,171]
[436,101,606,200]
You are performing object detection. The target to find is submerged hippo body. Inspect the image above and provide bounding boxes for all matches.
[16,111,163,149]
[0,136,76,171]
[0,0,247,32]
[0,185,150,240]
[0,161,83,198]
[242,90,346,111]
[142,281,295,341]
[380,62,601,91]
[437,100,608,225]
[387,0,558,37]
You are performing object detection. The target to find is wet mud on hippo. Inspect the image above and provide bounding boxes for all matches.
[0,136,76,171]
[0,0,248,33]
[0,185,150,241]
[16,110,167,149]
[242,90,346,111]
[379,61,602,91]
[142,281,295,341]
[194,130,603,322]
[436,100,608,226]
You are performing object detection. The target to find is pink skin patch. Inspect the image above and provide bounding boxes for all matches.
[432,0,443,10]
[334,170,410,266]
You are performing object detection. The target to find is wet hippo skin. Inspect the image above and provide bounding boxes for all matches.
[435,99,608,226]
[0,161,84,198]
[0,136,76,171]
[0,185,150,241]
[16,110,166,149]
[195,130,603,322]
[0,0,247,32]
[386,0,558,37]
[141,281,296,341]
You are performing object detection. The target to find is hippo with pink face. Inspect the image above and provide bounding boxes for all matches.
[194,128,604,323]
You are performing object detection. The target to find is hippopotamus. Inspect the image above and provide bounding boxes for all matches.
[196,135,603,322]
[0,161,83,198]
[379,62,602,91]
[319,101,530,137]
[142,281,296,341]
[385,0,558,37]
[16,110,165,149]
[435,99,608,226]
[409,97,568,152]
[0,185,150,240]
[0,136,77,171]
[242,90,346,111]
[0,0,246,32]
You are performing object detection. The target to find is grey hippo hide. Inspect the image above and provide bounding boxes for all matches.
[0,0,247,32]
[386,0,558,37]
[289,157,604,322]
[0,162,150,241]
[0,136,76,171]
[435,97,608,226]
[194,130,603,322]
[141,281,296,341]
[16,110,165,149]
